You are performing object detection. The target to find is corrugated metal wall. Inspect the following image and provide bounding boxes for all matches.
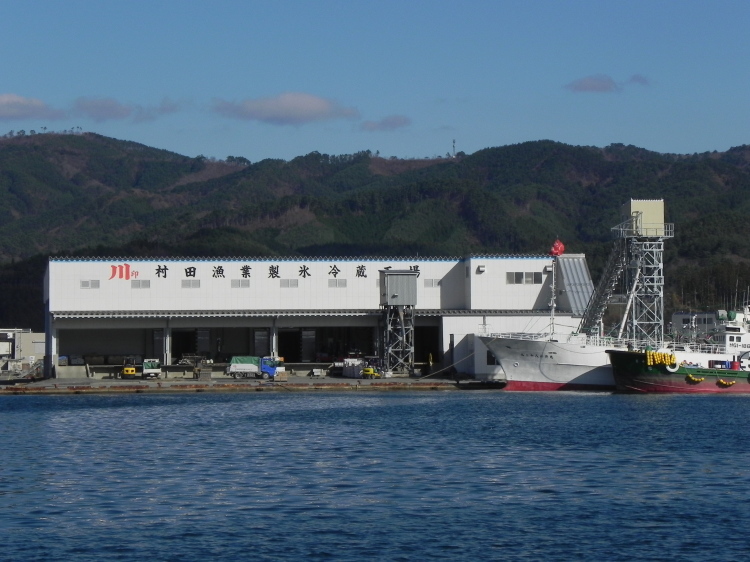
[557,256,594,316]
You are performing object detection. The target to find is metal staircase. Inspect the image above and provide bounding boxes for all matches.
[579,207,674,343]
[578,238,627,335]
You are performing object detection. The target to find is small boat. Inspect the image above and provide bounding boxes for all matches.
[606,307,750,393]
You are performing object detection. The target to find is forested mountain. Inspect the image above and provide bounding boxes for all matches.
[2,132,750,330]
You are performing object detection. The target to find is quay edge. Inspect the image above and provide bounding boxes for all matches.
[0,377,483,395]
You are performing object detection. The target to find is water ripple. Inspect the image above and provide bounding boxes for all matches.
[2,392,750,560]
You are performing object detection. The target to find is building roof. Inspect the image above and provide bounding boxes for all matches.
[51,308,573,320]
[557,255,595,316]
[48,253,562,263]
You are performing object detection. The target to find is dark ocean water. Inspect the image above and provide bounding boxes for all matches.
[1,391,750,561]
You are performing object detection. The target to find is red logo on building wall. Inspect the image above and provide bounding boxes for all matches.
[109,264,139,280]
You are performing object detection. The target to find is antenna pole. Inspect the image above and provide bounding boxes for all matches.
[550,257,556,333]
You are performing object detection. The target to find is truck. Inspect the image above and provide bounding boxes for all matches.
[142,359,162,379]
[226,356,286,379]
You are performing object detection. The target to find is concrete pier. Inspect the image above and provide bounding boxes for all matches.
[1,372,500,395]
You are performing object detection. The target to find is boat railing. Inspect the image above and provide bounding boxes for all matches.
[485,332,553,341]
[659,342,728,355]
[485,332,646,348]
[483,333,732,355]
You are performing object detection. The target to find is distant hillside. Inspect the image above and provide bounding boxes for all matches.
[2,133,750,330]
[0,133,241,259]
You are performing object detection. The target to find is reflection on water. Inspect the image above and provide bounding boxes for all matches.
[2,392,750,560]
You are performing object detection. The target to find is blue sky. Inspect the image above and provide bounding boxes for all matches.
[1,0,748,162]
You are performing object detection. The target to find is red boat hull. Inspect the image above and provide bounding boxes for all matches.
[502,380,614,392]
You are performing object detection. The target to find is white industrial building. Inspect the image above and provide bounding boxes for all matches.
[44,254,594,379]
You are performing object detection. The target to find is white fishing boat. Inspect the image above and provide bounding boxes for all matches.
[480,332,619,391]
[480,238,618,390]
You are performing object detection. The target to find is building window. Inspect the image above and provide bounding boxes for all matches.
[231,279,250,288]
[281,279,299,288]
[506,272,544,285]
[423,279,441,288]
[80,280,100,289]
[181,280,201,288]
[328,279,347,288]
[131,280,150,289]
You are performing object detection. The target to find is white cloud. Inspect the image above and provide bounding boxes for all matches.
[628,74,650,86]
[360,115,412,132]
[133,98,181,123]
[73,97,133,122]
[565,75,621,93]
[213,92,360,125]
[0,93,64,120]
[73,97,181,123]
[565,74,651,93]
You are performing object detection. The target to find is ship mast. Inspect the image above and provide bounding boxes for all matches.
[548,239,565,334]
[550,256,556,333]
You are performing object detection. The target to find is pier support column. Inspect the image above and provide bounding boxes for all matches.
[164,322,172,366]
[44,312,57,378]
[270,319,279,358]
